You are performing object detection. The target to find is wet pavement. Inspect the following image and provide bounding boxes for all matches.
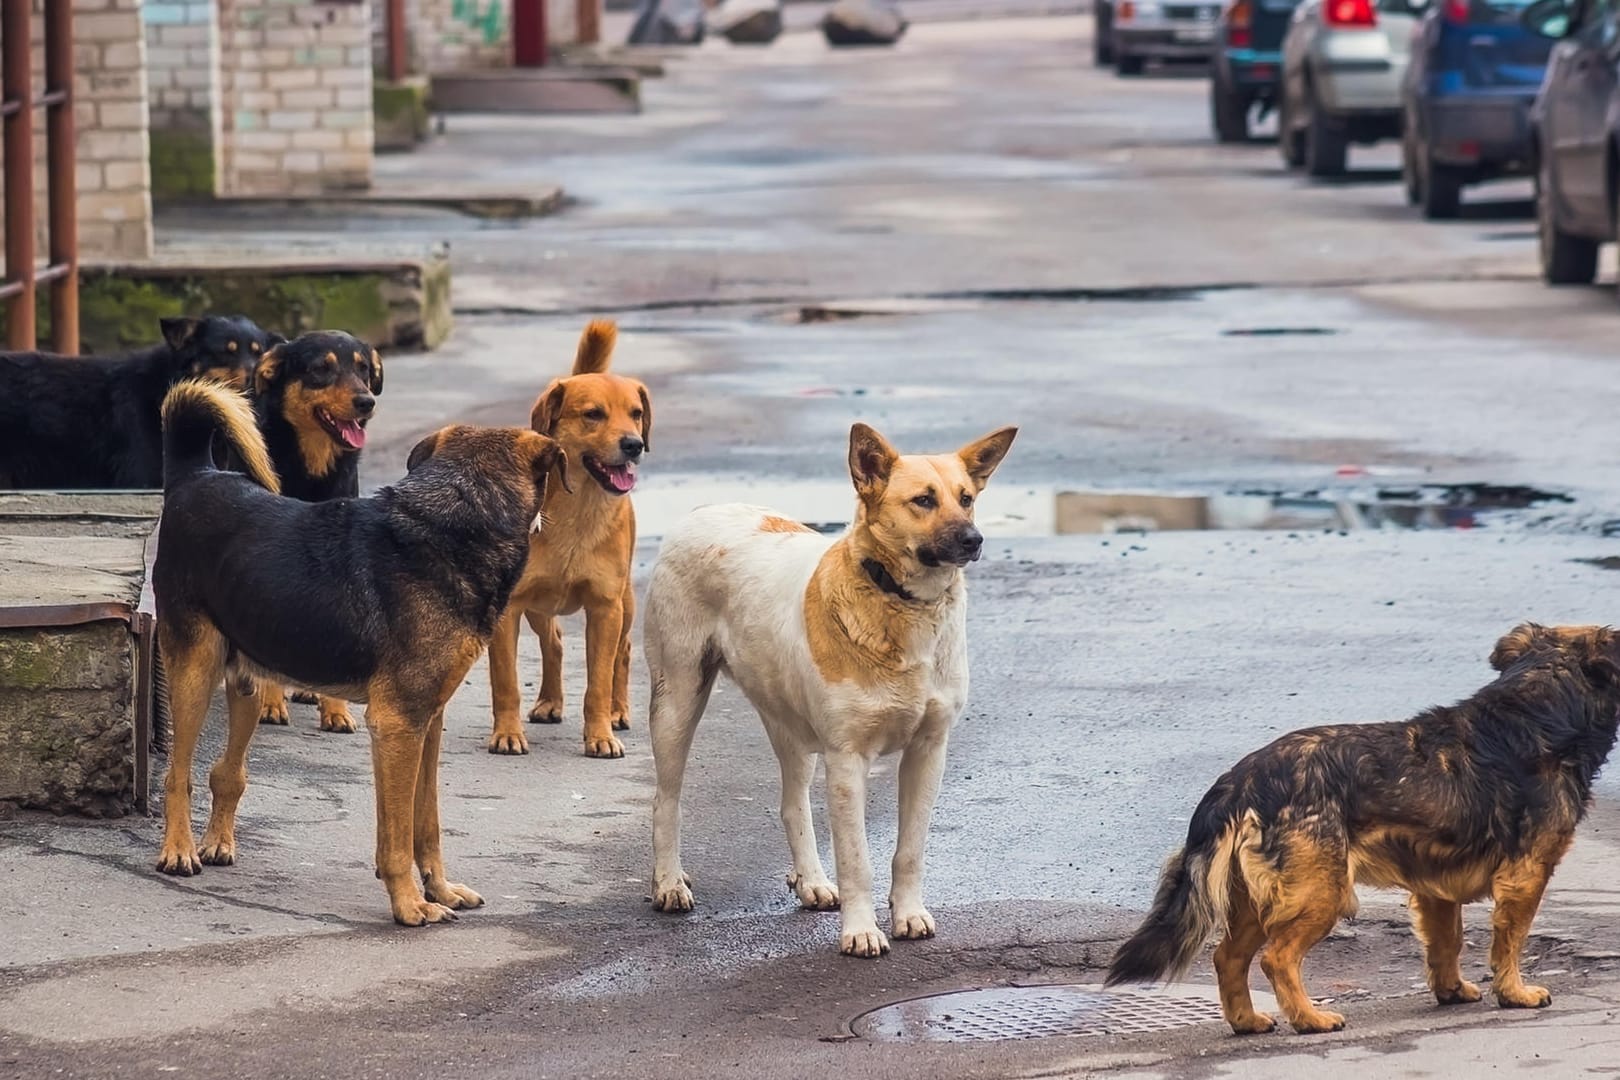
[10,13,1620,1079]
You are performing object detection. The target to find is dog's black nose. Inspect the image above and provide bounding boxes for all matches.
[353,393,376,417]
[620,435,644,460]
[953,526,983,562]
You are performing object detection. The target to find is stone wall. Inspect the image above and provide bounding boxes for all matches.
[143,0,220,199]
[217,0,374,196]
[370,0,603,73]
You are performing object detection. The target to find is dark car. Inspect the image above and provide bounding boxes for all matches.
[1210,0,1305,141]
[1522,0,1620,284]
[1400,0,1552,218]
[1096,0,1116,65]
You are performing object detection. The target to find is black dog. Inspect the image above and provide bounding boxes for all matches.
[0,315,282,489]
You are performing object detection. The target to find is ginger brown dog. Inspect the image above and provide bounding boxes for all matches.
[1106,623,1620,1034]
[153,378,564,925]
[487,319,650,758]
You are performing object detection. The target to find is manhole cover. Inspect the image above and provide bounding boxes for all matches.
[852,985,1229,1044]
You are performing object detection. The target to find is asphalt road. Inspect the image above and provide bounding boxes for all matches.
[8,15,1620,1079]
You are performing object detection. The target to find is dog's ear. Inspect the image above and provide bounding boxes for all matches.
[1490,623,1546,672]
[523,432,572,496]
[848,423,898,501]
[252,346,283,396]
[1579,628,1620,687]
[161,317,200,352]
[406,428,443,471]
[266,331,288,347]
[369,349,385,395]
[957,426,1018,491]
[635,381,652,452]
[530,378,568,437]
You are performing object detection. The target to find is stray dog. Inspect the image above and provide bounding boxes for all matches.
[242,330,385,735]
[153,378,565,925]
[1106,623,1620,1035]
[646,421,1017,956]
[487,319,649,758]
[0,315,280,489]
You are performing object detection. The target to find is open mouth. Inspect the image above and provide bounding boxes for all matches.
[315,407,367,451]
[583,454,637,495]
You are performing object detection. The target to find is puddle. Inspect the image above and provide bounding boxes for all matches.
[1221,326,1338,337]
[631,478,1572,539]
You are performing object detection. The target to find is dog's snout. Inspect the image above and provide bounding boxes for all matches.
[352,393,376,417]
[954,526,984,561]
[619,434,645,460]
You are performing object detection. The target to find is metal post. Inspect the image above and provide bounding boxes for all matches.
[513,0,547,67]
[3,0,36,350]
[44,0,74,354]
[386,0,408,83]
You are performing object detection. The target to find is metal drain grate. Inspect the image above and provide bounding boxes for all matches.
[853,985,1227,1044]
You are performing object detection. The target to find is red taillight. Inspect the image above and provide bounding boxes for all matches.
[1442,0,1470,20]
[1118,0,1136,18]
[1325,0,1376,26]
[1227,0,1253,46]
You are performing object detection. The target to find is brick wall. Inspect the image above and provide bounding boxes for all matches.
[143,0,220,198]
[218,0,374,196]
[0,0,154,267]
[372,0,510,75]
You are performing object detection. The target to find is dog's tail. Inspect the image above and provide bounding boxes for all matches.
[1104,785,1252,988]
[161,378,280,495]
[572,318,618,375]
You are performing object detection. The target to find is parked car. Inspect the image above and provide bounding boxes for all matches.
[1210,0,1305,142]
[1095,0,1116,65]
[1400,0,1551,217]
[1521,0,1618,285]
[1278,0,1428,176]
[1110,0,1225,76]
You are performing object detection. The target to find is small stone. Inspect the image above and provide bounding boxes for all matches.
[712,0,783,44]
[821,0,907,46]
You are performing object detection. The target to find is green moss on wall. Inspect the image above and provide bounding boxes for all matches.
[148,129,217,201]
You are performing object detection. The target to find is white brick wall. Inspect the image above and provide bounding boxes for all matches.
[142,0,215,130]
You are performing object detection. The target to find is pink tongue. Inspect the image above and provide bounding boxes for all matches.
[337,420,366,450]
[607,464,636,492]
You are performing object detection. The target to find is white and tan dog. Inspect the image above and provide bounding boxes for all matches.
[645,421,1017,957]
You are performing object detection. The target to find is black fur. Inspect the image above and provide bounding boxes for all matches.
[248,330,382,502]
[0,315,281,489]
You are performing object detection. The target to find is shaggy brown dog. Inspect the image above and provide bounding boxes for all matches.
[1107,623,1620,1035]
[486,319,650,758]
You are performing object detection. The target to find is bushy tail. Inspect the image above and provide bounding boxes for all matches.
[572,318,618,374]
[1105,793,1250,987]
[161,379,279,494]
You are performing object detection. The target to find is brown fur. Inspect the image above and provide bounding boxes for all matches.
[759,515,815,534]
[488,319,652,758]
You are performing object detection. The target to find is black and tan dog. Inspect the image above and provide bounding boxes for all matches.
[1107,623,1620,1035]
[0,315,280,489]
[154,378,566,925]
[240,330,384,734]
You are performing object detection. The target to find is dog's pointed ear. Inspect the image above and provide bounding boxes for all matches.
[849,423,898,501]
[161,317,200,352]
[369,349,384,396]
[407,428,443,471]
[530,378,568,437]
[252,345,283,396]
[635,381,653,452]
[958,426,1018,491]
[1579,627,1620,687]
[1490,622,1546,672]
[522,431,571,495]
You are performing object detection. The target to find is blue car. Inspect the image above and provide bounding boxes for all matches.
[1400,0,1552,218]
[1210,0,1303,142]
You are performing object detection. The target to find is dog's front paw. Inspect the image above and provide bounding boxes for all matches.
[393,899,459,927]
[318,701,357,733]
[488,729,530,755]
[1435,979,1482,1005]
[290,690,320,705]
[840,924,890,958]
[584,732,625,758]
[1497,983,1551,1009]
[1288,1008,1345,1034]
[257,695,290,725]
[424,878,484,910]
[156,840,203,877]
[528,699,564,724]
[1227,1011,1277,1035]
[652,872,694,912]
[611,711,631,732]
[198,836,236,867]
[891,906,936,940]
[788,873,840,910]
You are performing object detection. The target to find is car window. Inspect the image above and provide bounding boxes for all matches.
[1258,0,1300,10]
[1377,0,1429,14]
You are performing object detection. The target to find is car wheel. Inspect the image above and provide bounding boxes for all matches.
[1094,12,1113,65]
[1303,81,1347,178]
[1211,78,1250,143]
[1537,154,1598,285]
[1418,152,1463,220]
[1117,53,1145,76]
[1278,86,1306,169]
[1400,126,1421,206]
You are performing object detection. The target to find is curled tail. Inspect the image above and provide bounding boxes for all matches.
[1105,791,1251,987]
[161,379,279,495]
[572,318,618,374]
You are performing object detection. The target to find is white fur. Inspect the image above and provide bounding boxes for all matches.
[645,503,969,956]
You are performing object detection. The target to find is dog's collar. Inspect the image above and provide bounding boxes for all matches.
[862,558,919,603]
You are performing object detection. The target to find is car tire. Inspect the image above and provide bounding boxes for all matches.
[1117,53,1145,76]
[1418,153,1463,220]
[1094,12,1113,65]
[1400,126,1421,206]
[1278,86,1306,169]
[1211,78,1250,143]
[1537,154,1598,285]
[1303,81,1347,178]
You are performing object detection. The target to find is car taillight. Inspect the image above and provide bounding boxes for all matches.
[1325,0,1376,26]
[1118,0,1136,18]
[1442,0,1470,20]
[1227,0,1253,46]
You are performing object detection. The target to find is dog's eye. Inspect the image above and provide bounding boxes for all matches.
[912,493,936,510]
[584,407,608,422]
[630,408,644,421]
[959,493,973,508]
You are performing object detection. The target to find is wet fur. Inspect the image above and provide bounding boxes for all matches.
[1106,623,1620,1035]
[153,378,563,926]
[0,315,280,489]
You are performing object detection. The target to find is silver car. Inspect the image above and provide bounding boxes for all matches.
[1110,0,1224,76]
[1277,0,1427,175]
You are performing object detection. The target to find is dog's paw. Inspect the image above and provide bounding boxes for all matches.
[1497,983,1551,1009]
[290,690,320,705]
[1436,980,1482,1005]
[1228,1011,1277,1035]
[156,842,202,877]
[584,733,625,758]
[393,899,459,927]
[891,907,936,940]
[317,702,357,733]
[197,837,236,867]
[840,924,890,958]
[652,872,694,912]
[611,712,631,732]
[528,699,564,724]
[488,730,530,755]
[424,879,484,910]
[1288,1008,1345,1034]
[788,873,840,911]
[257,696,290,726]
